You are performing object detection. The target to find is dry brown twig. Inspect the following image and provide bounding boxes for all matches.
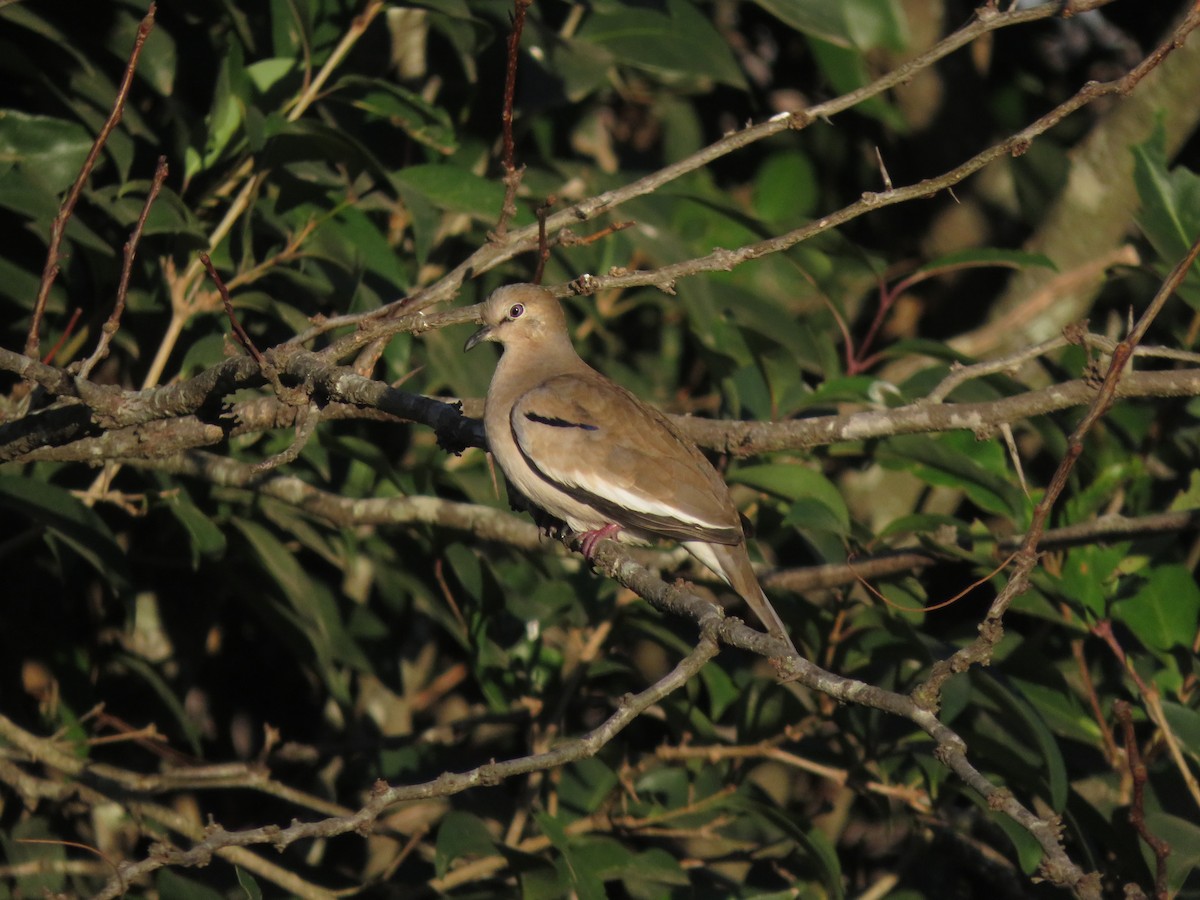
[492,0,533,239]
[915,233,1200,708]
[1114,701,1171,900]
[3,3,1198,897]
[81,631,722,899]
[78,156,169,380]
[290,0,1135,349]
[25,3,157,363]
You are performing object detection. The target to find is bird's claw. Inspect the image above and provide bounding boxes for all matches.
[578,523,621,559]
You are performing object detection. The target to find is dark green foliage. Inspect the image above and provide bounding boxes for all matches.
[1,1,1199,898]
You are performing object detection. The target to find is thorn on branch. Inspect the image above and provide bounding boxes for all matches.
[874,146,893,192]
[199,253,265,367]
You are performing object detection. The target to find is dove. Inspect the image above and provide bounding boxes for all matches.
[466,284,798,657]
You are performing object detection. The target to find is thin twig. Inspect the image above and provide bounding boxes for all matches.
[79,156,169,380]
[559,11,1199,299]
[86,634,721,899]
[292,0,1130,347]
[199,254,264,366]
[40,308,83,366]
[916,232,1200,707]
[1114,701,1171,900]
[26,3,157,361]
[493,0,533,237]
[532,195,555,284]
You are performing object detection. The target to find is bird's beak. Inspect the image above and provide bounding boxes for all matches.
[464,324,493,352]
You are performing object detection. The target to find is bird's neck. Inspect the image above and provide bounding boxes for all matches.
[501,337,580,374]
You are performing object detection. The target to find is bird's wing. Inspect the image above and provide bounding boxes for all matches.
[510,373,742,544]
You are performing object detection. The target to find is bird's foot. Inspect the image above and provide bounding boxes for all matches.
[578,523,621,559]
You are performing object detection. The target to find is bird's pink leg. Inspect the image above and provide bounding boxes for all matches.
[578,523,621,559]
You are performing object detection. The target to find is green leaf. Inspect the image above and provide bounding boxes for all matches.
[809,37,904,128]
[752,0,854,46]
[754,150,818,224]
[163,491,227,568]
[1,818,66,895]
[395,163,510,221]
[333,75,457,153]
[620,847,690,892]
[0,476,129,591]
[913,247,1057,277]
[232,518,372,679]
[235,867,264,900]
[435,810,497,878]
[988,799,1045,873]
[576,0,746,88]
[879,433,1026,520]
[1160,701,1200,764]
[245,57,297,96]
[1169,469,1200,511]
[1142,812,1200,895]
[156,869,227,900]
[843,0,909,52]
[117,653,204,756]
[730,463,850,535]
[444,542,483,601]
[1112,565,1200,652]
[0,110,93,193]
[558,757,619,816]
[978,672,1070,811]
[1057,543,1127,619]
[1132,121,1200,305]
[198,39,247,175]
[262,118,395,187]
[534,814,610,900]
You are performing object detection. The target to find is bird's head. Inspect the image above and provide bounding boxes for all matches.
[464,284,569,353]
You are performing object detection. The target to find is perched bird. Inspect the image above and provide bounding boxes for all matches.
[465,283,798,658]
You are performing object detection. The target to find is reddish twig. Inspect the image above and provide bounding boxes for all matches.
[492,0,533,237]
[532,195,555,284]
[1114,701,1171,899]
[40,308,83,366]
[916,231,1200,706]
[558,221,636,248]
[198,254,264,366]
[1071,638,1121,768]
[500,0,531,175]
[79,156,169,380]
[25,2,157,362]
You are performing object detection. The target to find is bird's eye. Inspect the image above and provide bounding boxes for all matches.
[508,303,525,319]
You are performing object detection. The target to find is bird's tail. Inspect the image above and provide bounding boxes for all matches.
[684,541,799,659]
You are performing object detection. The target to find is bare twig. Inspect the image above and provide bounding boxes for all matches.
[26,3,156,362]
[493,0,533,237]
[291,0,1131,347]
[577,540,1100,896]
[199,253,264,366]
[39,308,83,366]
[79,156,169,380]
[915,233,1200,707]
[532,195,554,284]
[6,334,1200,466]
[1114,701,1171,899]
[86,634,721,898]
[557,9,1199,299]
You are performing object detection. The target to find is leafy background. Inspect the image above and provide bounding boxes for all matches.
[1,0,1199,897]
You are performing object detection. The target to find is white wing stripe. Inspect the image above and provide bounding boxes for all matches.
[544,464,728,532]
